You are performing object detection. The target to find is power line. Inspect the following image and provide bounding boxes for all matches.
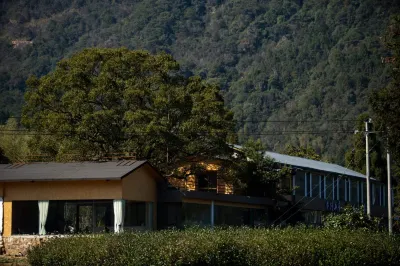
[236,119,358,123]
[8,116,359,123]
[0,130,357,136]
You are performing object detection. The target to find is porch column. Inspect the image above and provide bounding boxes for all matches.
[0,197,3,235]
[146,202,154,230]
[113,199,125,233]
[38,200,49,235]
[210,200,215,228]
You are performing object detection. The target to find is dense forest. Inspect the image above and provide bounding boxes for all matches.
[0,0,399,163]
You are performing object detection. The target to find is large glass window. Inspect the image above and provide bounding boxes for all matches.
[373,184,379,206]
[326,177,333,200]
[380,185,386,206]
[351,180,358,204]
[362,182,367,205]
[320,176,325,199]
[125,201,146,228]
[296,172,305,197]
[339,177,346,201]
[215,206,267,227]
[46,200,114,234]
[305,173,312,197]
[311,174,319,198]
[12,201,39,235]
[182,203,211,227]
[303,211,322,225]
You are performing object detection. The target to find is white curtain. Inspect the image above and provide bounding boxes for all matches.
[0,197,3,234]
[113,199,125,233]
[38,200,49,235]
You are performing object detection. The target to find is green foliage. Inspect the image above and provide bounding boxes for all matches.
[1,0,399,164]
[284,144,322,161]
[230,139,292,197]
[22,48,235,174]
[0,118,34,162]
[28,227,400,266]
[323,205,382,231]
[345,114,386,181]
[370,15,400,178]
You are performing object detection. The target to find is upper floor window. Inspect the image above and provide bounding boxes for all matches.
[198,171,217,192]
[320,176,325,199]
[305,172,312,197]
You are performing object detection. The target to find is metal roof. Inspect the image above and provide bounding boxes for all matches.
[0,160,148,182]
[232,145,367,179]
[264,151,366,179]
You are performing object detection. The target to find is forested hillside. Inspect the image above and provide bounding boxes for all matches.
[0,0,399,163]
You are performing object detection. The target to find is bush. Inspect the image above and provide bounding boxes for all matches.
[28,227,400,266]
[323,205,382,231]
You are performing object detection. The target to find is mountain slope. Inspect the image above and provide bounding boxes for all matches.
[0,0,399,163]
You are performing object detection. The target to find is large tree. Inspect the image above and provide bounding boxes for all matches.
[370,16,400,177]
[345,114,386,181]
[22,48,235,174]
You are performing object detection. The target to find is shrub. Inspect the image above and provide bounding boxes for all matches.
[28,227,400,266]
[323,205,382,231]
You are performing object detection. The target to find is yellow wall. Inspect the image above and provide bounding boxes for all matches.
[122,164,158,202]
[122,164,158,229]
[3,180,122,201]
[3,201,12,237]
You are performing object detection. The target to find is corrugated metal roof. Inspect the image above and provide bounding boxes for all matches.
[264,151,366,179]
[232,145,367,179]
[0,160,148,181]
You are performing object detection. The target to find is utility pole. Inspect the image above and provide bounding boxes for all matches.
[365,119,371,217]
[387,136,393,235]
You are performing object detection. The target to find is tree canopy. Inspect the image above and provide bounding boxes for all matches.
[345,114,386,181]
[370,15,400,172]
[1,0,399,164]
[22,48,235,174]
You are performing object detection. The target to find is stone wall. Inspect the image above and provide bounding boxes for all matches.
[3,236,49,256]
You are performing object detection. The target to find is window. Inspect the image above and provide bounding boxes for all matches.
[296,172,305,197]
[12,201,39,235]
[312,174,319,198]
[182,203,211,227]
[357,181,362,204]
[305,172,312,197]
[351,180,358,204]
[326,177,333,200]
[46,200,114,234]
[125,201,146,227]
[215,206,267,227]
[380,185,386,206]
[320,176,325,199]
[198,171,217,192]
[339,177,346,201]
[363,182,367,205]
[345,178,351,202]
[303,211,322,225]
[332,177,339,200]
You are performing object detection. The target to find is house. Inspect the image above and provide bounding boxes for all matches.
[0,159,273,254]
[0,160,162,254]
[265,151,388,224]
[0,152,388,254]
